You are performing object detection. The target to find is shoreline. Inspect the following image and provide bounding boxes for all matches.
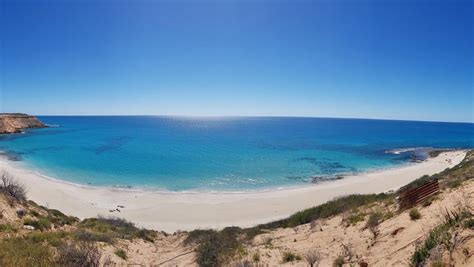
[0,150,467,232]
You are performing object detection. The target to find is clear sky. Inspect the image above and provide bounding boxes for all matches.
[1,0,472,122]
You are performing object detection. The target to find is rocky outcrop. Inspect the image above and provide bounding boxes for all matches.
[0,113,46,134]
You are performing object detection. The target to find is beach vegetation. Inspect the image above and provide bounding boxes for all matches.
[26,231,69,247]
[56,243,101,267]
[333,255,344,267]
[411,208,472,266]
[0,237,54,266]
[252,252,260,262]
[346,211,366,226]
[409,208,422,220]
[304,249,321,267]
[257,193,392,229]
[464,218,474,229]
[24,217,51,231]
[186,227,245,266]
[446,179,462,189]
[384,210,395,220]
[398,174,437,193]
[73,229,114,244]
[45,208,78,226]
[30,210,40,217]
[79,216,155,242]
[366,211,382,239]
[0,171,27,204]
[281,251,301,263]
[114,248,127,260]
[0,223,17,233]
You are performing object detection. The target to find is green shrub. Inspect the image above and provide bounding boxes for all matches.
[464,218,474,229]
[384,211,395,220]
[411,223,451,265]
[346,211,366,226]
[366,212,382,227]
[114,248,127,260]
[26,231,69,247]
[258,193,391,229]
[46,209,78,226]
[197,240,220,267]
[282,251,301,263]
[73,230,114,244]
[366,212,383,239]
[252,252,260,262]
[24,217,51,231]
[399,175,436,193]
[0,172,27,204]
[56,243,100,267]
[409,208,422,220]
[187,227,244,267]
[446,179,462,189]
[30,210,40,217]
[79,216,155,242]
[0,224,17,233]
[333,255,344,267]
[0,237,54,266]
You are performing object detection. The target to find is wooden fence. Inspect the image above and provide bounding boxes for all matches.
[397,179,439,210]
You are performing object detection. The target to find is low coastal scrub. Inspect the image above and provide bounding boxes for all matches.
[186,194,393,266]
[0,172,27,204]
[73,229,115,244]
[346,211,366,226]
[45,208,78,226]
[257,193,392,229]
[0,235,102,266]
[79,216,156,242]
[303,250,321,267]
[409,208,421,220]
[56,243,100,267]
[281,251,301,263]
[366,211,382,239]
[24,217,51,231]
[186,227,245,267]
[411,208,473,266]
[0,224,17,233]
[333,255,345,267]
[114,248,127,260]
[0,237,54,266]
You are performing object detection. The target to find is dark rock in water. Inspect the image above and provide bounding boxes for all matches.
[311,175,345,184]
[0,150,23,161]
[285,176,305,181]
[112,185,132,189]
[296,157,357,174]
[82,136,133,155]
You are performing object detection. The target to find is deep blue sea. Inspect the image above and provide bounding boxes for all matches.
[0,116,473,191]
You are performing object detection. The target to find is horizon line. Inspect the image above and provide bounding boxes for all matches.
[28,114,474,124]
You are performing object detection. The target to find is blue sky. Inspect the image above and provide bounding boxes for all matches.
[1,0,472,122]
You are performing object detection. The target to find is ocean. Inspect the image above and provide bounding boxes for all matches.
[0,116,472,191]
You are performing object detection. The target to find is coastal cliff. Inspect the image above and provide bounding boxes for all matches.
[0,113,46,134]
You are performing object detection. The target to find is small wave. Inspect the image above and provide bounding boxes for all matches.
[45,124,60,127]
[385,147,432,155]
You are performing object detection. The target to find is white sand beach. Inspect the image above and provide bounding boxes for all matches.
[0,150,467,233]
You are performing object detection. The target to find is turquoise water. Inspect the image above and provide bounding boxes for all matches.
[0,116,472,191]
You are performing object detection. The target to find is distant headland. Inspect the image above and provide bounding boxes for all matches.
[0,113,46,134]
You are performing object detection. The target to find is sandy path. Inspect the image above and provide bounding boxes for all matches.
[0,150,466,232]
